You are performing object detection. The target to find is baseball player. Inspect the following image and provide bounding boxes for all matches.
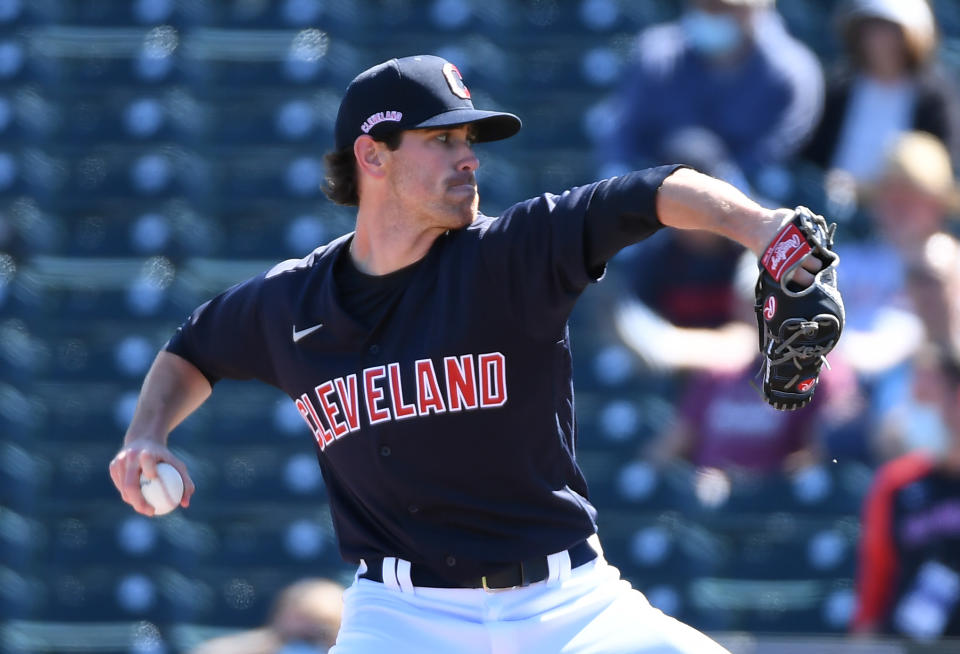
[110,55,842,653]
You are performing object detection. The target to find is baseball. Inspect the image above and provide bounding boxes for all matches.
[140,462,184,515]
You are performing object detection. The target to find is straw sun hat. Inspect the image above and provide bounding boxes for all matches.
[870,131,960,211]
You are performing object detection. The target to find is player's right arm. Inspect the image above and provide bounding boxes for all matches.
[109,351,209,516]
[109,263,283,515]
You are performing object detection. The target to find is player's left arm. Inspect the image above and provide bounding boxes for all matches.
[586,165,842,409]
[654,167,820,281]
[582,166,820,283]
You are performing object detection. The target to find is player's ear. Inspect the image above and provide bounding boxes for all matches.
[354,135,387,179]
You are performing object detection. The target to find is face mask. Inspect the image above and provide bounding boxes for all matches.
[277,642,323,654]
[902,403,951,459]
[681,9,744,57]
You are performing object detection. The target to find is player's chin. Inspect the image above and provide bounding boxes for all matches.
[445,194,479,227]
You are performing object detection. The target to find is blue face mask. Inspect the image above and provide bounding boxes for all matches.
[681,9,744,57]
[276,642,323,654]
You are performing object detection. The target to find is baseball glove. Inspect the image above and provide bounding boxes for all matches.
[755,206,844,410]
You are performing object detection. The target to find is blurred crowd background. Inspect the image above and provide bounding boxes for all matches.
[3,0,960,652]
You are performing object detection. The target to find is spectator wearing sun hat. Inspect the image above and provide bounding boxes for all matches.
[803,0,960,184]
[836,131,960,460]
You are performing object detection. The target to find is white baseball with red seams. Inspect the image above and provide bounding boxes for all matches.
[140,462,184,515]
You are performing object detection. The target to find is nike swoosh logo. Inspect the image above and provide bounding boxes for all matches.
[292,323,323,342]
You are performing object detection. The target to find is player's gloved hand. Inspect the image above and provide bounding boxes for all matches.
[754,206,845,410]
[109,439,195,516]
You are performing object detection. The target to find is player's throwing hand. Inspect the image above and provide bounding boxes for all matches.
[109,439,195,516]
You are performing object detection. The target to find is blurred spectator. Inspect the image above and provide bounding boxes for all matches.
[640,338,862,477]
[622,229,742,329]
[852,345,960,640]
[803,0,960,185]
[190,578,344,654]
[874,234,960,461]
[837,131,959,400]
[644,354,827,474]
[613,233,752,374]
[595,0,823,190]
[608,122,752,376]
[904,234,960,355]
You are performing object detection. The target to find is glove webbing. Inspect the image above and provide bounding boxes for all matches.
[765,318,837,389]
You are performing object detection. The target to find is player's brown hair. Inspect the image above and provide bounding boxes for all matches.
[322,131,403,206]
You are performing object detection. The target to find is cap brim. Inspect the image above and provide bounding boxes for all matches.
[412,108,521,142]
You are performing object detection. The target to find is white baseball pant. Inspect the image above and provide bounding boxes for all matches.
[330,538,730,654]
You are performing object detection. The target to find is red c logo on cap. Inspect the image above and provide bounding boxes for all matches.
[763,295,777,321]
[442,62,471,100]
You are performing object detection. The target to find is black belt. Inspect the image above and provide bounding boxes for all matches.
[360,539,597,590]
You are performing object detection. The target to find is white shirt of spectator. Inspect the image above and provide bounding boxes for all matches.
[831,76,916,183]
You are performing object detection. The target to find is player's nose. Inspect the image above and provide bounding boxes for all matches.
[451,133,478,172]
[457,146,479,173]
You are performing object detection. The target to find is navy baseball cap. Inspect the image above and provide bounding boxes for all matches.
[334,55,522,151]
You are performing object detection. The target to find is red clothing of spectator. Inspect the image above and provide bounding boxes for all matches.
[853,452,960,638]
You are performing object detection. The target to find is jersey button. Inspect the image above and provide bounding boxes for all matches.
[379,445,391,457]
[368,344,380,355]
[407,505,419,514]
[445,555,456,567]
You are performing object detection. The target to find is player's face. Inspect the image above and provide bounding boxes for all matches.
[384,125,480,230]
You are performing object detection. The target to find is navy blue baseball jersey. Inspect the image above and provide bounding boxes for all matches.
[166,167,678,583]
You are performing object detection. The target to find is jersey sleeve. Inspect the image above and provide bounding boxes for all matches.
[477,167,679,334]
[582,166,685,271]
[164,272,278,387]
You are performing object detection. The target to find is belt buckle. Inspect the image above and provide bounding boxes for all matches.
[480,575,518,593]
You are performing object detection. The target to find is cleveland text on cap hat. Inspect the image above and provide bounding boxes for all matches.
[334,55,521,151]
